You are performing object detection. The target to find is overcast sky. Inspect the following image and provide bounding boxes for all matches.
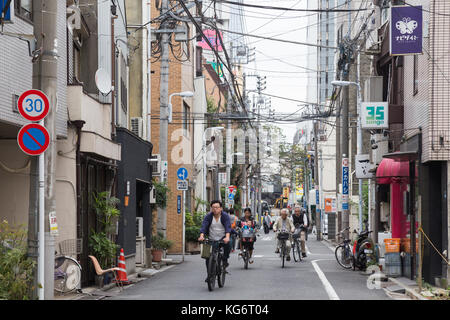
[240,0,314,143]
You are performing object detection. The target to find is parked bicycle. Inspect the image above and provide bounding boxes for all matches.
[54,239,82,294]
[201,238,227,292]
[292,224,303,262]
[334,227,353,269]
[276,231,291,268]
[334,227,378,271]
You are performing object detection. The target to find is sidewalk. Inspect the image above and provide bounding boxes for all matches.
[54,255,183,300]
[321,235,428,300]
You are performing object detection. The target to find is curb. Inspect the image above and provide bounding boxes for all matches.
[388,277,428,301]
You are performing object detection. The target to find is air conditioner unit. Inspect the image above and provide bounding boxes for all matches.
[149,185,156,204]
[131,117,143,138]
[136,217,144,238]
[150,154,161,176]
[136,236,146,266]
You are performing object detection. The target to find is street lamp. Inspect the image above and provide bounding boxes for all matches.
[203,127,224,212]
[331,80,364,232]
[168,91,194,123]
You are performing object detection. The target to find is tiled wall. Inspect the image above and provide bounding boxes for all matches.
[0,2,67,137]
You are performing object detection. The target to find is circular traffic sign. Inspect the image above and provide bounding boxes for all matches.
[17,123,50,156]
[18,89,50,122]
[177,167,188,180]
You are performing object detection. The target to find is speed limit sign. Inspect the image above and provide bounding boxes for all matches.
[18,89,50,122]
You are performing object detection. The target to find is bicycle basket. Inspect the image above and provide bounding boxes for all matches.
[277,232,290,240]
[292,228,301,239]
[201,243,212,259]
[241,228,255,239]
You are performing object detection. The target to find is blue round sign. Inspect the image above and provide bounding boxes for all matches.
[17,123,50,156]
[177,167,188,181]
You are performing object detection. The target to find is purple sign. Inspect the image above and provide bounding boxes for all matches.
[390,6,423,55]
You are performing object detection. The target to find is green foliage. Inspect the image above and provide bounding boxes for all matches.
[88,231,119,268]
[185,211,205,242]
[206,97,221,128]
[0,220,36,300]
[91,191,120,235]
[153,180,171,209]
[151,231,174,250]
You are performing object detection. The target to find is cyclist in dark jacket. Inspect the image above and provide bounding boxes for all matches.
[198,200,232,278]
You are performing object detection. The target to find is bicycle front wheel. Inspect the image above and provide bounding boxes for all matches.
[281,245,286,268]
[207,255,216,291]
[293,241,302,262]
[335,245,353,269]
[217,257,226,288]
[244,250,249,269]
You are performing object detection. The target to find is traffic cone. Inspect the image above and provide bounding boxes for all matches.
[114,248,131,285]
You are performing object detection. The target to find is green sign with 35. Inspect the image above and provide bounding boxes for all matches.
[361,102,389,129]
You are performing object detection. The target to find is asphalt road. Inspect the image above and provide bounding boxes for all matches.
[107,230,391,300]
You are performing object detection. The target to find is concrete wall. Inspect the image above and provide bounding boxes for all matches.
[0,131,77,246]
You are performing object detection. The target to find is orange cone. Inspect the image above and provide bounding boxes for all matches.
[114,248,131,285]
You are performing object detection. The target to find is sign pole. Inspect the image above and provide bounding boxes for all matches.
[38,120,45,300]
[182,189,185,262]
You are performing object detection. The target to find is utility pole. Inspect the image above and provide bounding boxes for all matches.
[157,0,171,236]
[32,0,58,300]
[314,121,321,240]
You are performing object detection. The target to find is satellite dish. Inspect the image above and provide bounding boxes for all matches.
[95,68,112,95]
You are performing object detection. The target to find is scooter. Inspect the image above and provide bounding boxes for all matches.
[351,229,377,271]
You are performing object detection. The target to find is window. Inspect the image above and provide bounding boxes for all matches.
[183,102,190,137]
[73,45,81,82]
[15,0,33,22]
[413,55,418,95]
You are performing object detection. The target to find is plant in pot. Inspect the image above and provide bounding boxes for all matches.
[89,191,120,286]
[89,231,119,287]
[184,211,205,253]
[151,232,173,262]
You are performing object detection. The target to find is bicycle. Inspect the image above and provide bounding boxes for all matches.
[292,224,304,262]
[54,239,83,294]
[276,231,291,268]
[201,238,227,292]
[237,227,256,269]
[334,227,354,269]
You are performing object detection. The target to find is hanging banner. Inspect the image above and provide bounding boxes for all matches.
[390,5,423,55]
[207,61,224,78]
[198,29,223,51]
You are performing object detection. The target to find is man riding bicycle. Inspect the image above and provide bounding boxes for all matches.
[198,200,231,281]
[292,206,308,258]
[238,208,257,264]
[273,208,295,261]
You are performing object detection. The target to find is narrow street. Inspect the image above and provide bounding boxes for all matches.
[107,231,390,300]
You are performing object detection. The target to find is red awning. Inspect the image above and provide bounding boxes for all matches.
[376,158,410,184]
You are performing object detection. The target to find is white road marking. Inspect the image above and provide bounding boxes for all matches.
[253,255,264,258]
[305,244,312,255]
[262,236,271,241]
[311,259,340,300]
[322,241,336,253]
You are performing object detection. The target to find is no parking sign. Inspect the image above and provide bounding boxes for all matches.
[17,123,50,156]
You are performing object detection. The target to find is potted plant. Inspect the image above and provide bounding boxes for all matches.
[151,232,173,262]
[89,231,119,286]
[185,211,204,253]
[89,191,121,286]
